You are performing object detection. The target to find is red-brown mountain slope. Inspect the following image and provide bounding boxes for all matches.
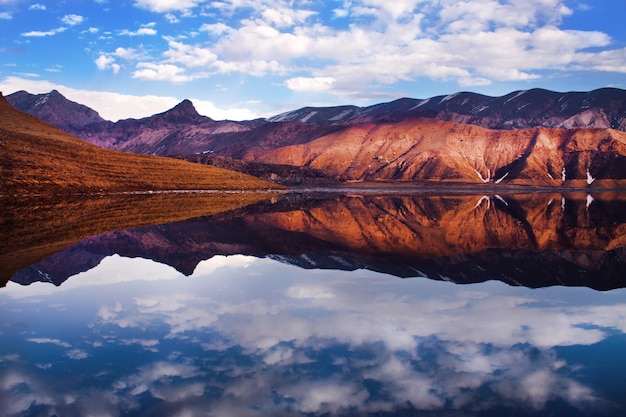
[0,93,282,195]
[254,118,626,186]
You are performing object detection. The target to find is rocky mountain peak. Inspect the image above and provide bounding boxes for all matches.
[175,98,196,112]
[6,89,105,132]
[157,99,210,124]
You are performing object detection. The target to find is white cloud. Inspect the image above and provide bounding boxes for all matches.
[199,22,232,36]
[95,54,114,70]
[214,58,288,77]
[94,54,120,74]
[284,381,370,414]
[163,38,217,67]
[0,12,11,20]
[118,361,202,395]
[358,0,428,21]
[132,62,194,82]
[0,354,20,364]
[66,349,89,360]
[61,14,84,26]
[29,3,46,11]
[164,12,179,23]
[27,338,72,348]
[458,76,492,87]
[113,46,148,61]
[285,76,335,92]
[133,0,622,99]
[134,0,205,13]
[120,338,160,351]
[120,23,158,36]
[261,6,317,28]
[21,27,67,37]
[33,0,608,107]
[98,302,123,320]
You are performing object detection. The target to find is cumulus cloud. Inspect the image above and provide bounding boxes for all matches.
[119,0,624,100]
[134,0,206,13]
[95,54,120,74]
[120,23,157,36]
[66,349,89,360]
[132,62,194,82]
[21,27,67,37]
[111,46,148,61]
[27,338,72,348]
[162,38,217,67]
[285,77,335,92]
[29,3,46,11]
[61,14,84,26]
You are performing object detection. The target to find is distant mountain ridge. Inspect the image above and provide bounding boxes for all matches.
[270,88,626,131]
[6,88,626,186]
[9,87,626,133]
[6,90,105,133]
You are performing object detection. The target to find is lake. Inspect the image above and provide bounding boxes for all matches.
[1,189,626,416]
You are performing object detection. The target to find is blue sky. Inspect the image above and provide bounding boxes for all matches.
[1,0,625,121]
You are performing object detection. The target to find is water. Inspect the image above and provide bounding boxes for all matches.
[1,190,626,416]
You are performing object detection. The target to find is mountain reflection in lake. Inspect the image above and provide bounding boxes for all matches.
[2,190,626,416]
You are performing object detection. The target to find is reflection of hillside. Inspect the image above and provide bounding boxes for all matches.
[9,192,626,290]
[254,192,626,255]
[0,192,279,286]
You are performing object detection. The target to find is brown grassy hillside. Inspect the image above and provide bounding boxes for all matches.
[0,93,283,195]
[255,118,626,187]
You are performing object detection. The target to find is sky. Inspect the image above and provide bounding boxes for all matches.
[1,0,625,121]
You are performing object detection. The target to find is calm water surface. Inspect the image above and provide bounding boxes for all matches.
[1,191,626,416]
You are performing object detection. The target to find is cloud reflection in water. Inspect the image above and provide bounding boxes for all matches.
[1,254,625,416]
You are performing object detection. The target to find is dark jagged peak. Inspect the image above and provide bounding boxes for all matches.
[155,98,211,124]
[6,89,106,132]
[175,98,196,112]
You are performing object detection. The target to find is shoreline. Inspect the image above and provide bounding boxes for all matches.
[3,182,626,199]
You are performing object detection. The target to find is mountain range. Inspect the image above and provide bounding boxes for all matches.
[6,88,626,187]
[0,92,281,195]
